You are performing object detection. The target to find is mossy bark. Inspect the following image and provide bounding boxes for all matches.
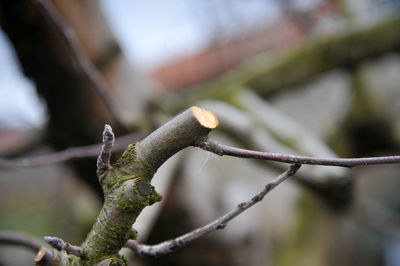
[34,107,218,265]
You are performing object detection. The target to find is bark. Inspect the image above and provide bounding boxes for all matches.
[36,107,218,265]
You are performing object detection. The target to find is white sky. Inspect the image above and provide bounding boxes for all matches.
[100,0,281,70]
[0,30,47,128]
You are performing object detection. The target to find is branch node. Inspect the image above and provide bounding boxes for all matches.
[216,223,226,230]
[198,140,223,156]
[251,194,264,202]
[289,163,302,174]
[265,183,273,191]
[238,202,246,209]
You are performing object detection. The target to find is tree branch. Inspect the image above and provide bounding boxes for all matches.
[199,140,400,168]
[80,107,218,264]
[0,230,43,252]
[0,231,81,265]
[34,246,79,266]
[126,164,301,257]
[0,132,140,168]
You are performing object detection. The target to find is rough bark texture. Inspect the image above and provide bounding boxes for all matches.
[30,107,218,265]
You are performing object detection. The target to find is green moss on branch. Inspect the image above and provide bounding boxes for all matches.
[80,107,218,264]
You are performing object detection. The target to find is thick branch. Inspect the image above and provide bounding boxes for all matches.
[81,107,218,264]
[199,141,400,168]
[126,164,301,257]
[133,107,218,172]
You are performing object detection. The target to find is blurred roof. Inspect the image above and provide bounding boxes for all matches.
[151,18,305,91]
[150,0,340,91]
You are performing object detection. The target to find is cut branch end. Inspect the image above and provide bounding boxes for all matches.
[34,246,56,266]
[34,246,46,263]
[192,107,219,129]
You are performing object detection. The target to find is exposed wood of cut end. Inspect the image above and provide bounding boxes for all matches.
[34,246,45,260]
[34,246,47,265]
[192,106,219,129]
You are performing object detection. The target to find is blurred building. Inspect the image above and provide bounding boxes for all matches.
[151,0,341,91]
[152,18,305,91]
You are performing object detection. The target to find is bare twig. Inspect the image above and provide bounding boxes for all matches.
[0,132,140,168]
[44,236,83,258]
[31,0,126,130]
[199,140,400,168]
[97,124,115,173]
[0,231,68,265]
[0,230,43,252]
[126,164,301,257]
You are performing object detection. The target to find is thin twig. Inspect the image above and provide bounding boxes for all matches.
[32,0,126,130]
[0,132,140,168]
[0,230,44,252]
[0,231,60,265]
[126,164,301,257]
[44,236,83,258]
[199,140,400,168]
[97,124,114,173]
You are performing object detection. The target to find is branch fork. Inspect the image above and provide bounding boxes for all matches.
[30,107,217,265]
[3,105,400,265]
[126,164,301,257]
